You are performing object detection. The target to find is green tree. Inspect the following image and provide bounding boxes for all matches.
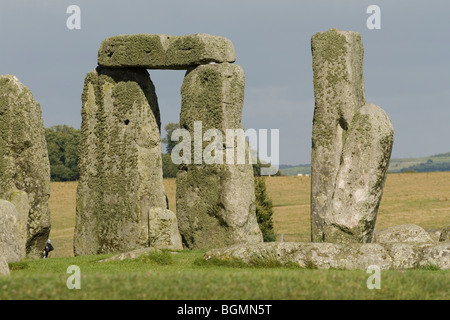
[45,125,80,181]
[162,153,178,178]
[254,176,276,242]
[252,153,276,242]
[161,122,180,154]
[161,123,181,178]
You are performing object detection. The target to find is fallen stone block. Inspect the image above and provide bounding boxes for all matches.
[376,224,435,244]
[204,241,449,270]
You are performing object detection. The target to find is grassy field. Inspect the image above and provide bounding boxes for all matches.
[2,172,449,300]
[2,250,448,300]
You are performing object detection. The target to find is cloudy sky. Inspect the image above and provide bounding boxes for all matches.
[0,0,449,165]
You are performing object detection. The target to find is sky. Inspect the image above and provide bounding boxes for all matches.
[0,0,449,165]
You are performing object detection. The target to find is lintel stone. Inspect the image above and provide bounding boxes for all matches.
[98,33,236,70]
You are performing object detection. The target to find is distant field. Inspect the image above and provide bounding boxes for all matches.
[48,172,450,257]
[280,152,450,176]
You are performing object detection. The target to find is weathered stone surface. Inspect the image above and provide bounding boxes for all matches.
[7,190,29,259]
[0,200,21,263]
[311,29,366,242]
[376,224,434,244]
[384,243,426,269]
[428,229,442,243]
[310,29,393,243]
[148,208,183,250]
[204,242,392,270]
[439,225,450,242]
[98,34,236,70]
[325,104,393,243]
[204,242,449,270]
[74,67,167,256]
[419,243,449,270]
[0,257,9,276]
[177,63,262,249]
[98,247,159,262]
[0,75,51,259]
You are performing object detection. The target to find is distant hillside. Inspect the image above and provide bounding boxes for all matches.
[388,152,450,173]
[280,152,450,176]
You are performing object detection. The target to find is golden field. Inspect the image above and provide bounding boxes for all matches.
[48,172,450,257]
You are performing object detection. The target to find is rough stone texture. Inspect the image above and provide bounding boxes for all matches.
[428,229,442,243]
[310,29,393,243]
[0,200,21,263]
[325,104,393,243]
[0,75,51,259]
[384,243,427,269]
[204,242,449,270]
[0,257,9,276]
[419,243,449,270]
[148,207,183,250]
[177,63,262,249]
[439,225,450,242]
[7,190,29,258]
[98,34,236,70]
[98,247,159,262]
[74,67,167,256]
[376,224,434,244]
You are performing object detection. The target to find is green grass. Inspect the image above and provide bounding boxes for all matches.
[2,251,448,300]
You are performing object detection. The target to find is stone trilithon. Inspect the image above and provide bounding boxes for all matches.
[74,34,262,255]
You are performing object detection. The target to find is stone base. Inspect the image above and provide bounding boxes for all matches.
[204,242,449,270]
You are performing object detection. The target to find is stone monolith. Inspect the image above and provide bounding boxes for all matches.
[74,67,167,255]
[310,29,393,243]
[0,75,51,259]
[177,63,263,249]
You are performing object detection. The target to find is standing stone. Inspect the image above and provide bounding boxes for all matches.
[310,29,393,243]
[326,104,393,242]
[0,75,51,259]
[0,200,21,263]
[311,29,366,242]
[148,207,183,250]
[177,63,263,249]
[74,67,167,255]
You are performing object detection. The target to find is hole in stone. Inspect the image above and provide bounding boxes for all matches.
[339,117,348,131]
[124,119,130,125]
